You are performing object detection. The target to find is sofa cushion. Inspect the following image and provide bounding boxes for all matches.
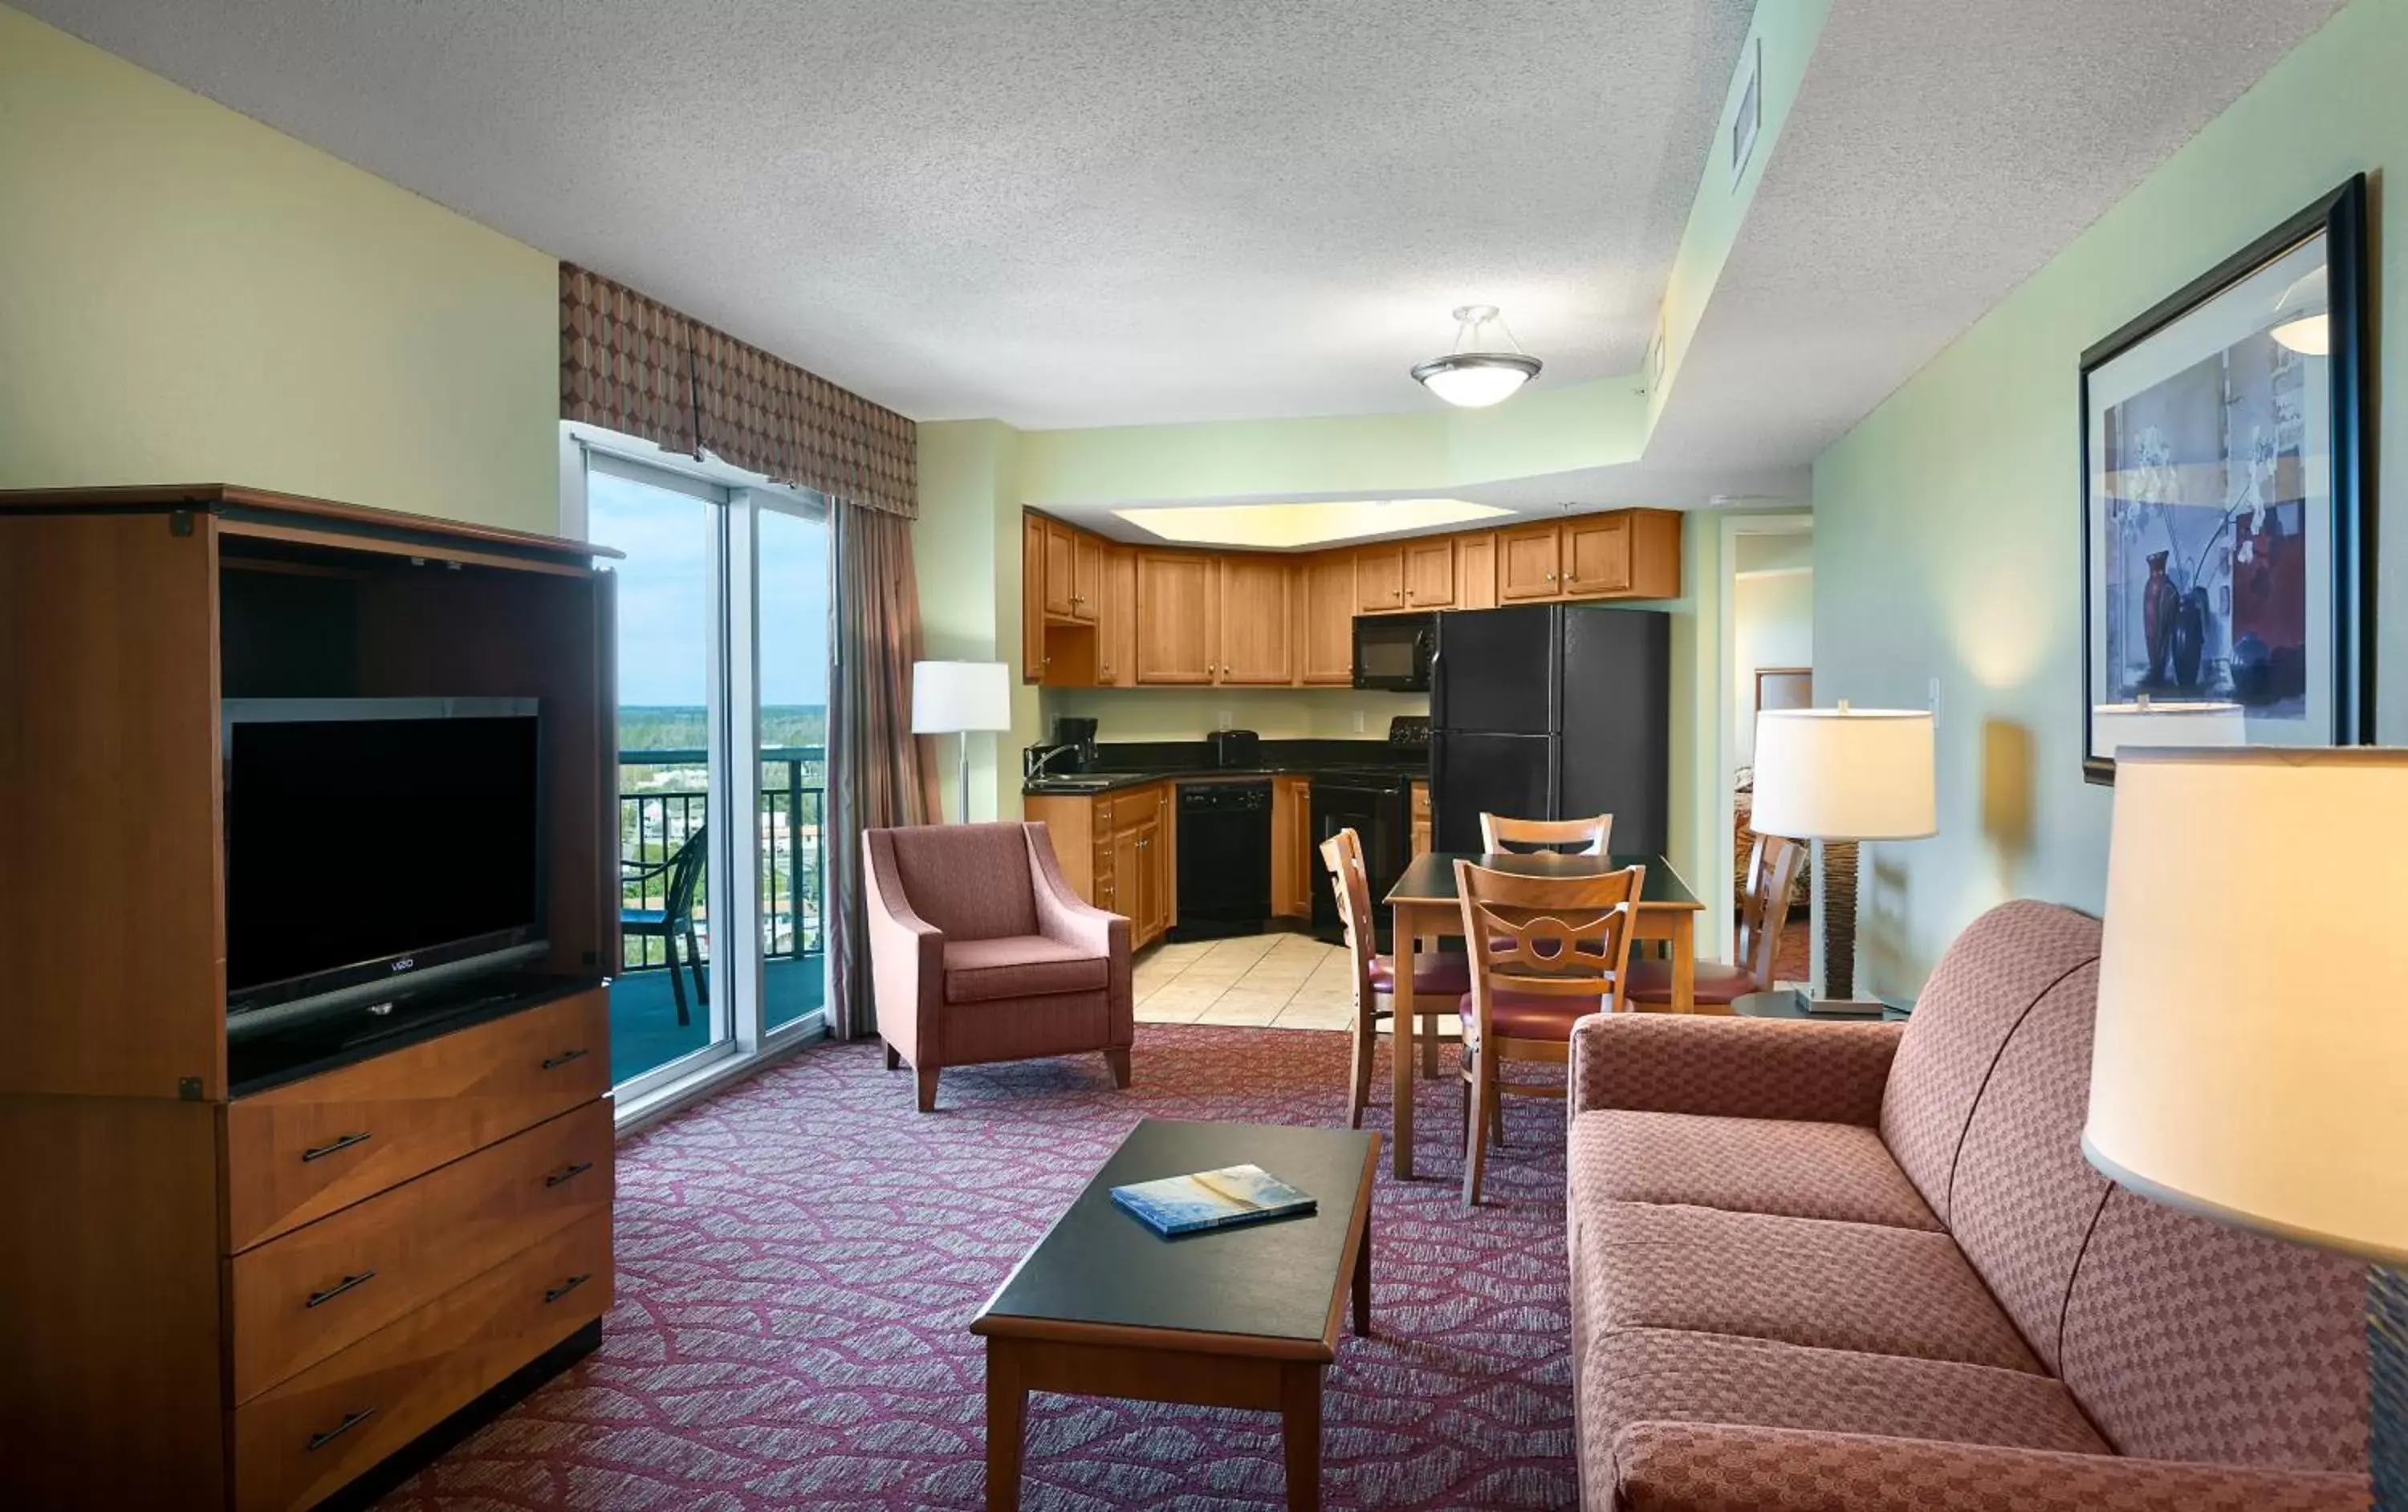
[1942,960,2111,1373]
[1572,1202,2040,1373]
[942,935,1108,1002]
[1580,1329,2109,1475]
[1368,951,1470,997]
[1878,900,2101,1225]
[2058,1187,2369,1473]
[885,822,1039,941]
[1623,957,1756,1006]
[1569,1111,1941,1232]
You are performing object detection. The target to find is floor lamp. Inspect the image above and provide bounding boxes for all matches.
[1749,703,1935,1013]
[911,660,1011,823]
[2086,748,2404,1508]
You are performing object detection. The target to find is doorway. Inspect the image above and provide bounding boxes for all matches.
[1715,514,1814,990]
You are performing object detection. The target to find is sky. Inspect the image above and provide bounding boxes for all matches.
[589,471,830,707]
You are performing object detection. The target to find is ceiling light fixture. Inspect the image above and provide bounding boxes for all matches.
[1411,304,1543,408]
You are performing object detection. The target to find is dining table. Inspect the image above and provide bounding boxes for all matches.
[1381,850,1704,1179]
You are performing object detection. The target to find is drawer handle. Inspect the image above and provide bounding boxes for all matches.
[543,1273,593,1304]
[305,1408,376,1453]
[541,1047,591,1071]
[300,1131,372,1164]
[543,1160,595,1189]
[304,1269,378,1310]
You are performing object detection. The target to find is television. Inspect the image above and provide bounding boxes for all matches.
[222,697,547,1033]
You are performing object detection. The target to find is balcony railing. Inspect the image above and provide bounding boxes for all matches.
[617,746,826,973]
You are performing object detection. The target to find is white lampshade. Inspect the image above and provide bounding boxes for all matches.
[910,660,1011,735]
[1751,706,1937,841]
[2086,748,2408,1264]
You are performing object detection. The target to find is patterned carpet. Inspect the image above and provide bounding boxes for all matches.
[380,1025,1575,1511]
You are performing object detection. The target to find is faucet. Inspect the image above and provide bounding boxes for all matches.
[1026,744,1080,781]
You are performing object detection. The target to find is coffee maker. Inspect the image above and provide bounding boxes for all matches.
[1023,716,1100,778]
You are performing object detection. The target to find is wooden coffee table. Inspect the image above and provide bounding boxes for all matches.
[970,1118,1380,1512]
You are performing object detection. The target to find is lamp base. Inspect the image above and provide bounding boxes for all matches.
[1793,990,1887,1018]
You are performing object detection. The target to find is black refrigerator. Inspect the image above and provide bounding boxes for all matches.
[1430,604,1670,856]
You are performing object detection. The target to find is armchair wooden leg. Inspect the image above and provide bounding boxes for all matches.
[916,1067,940,1112]
[885,1041,901,1071]
[1104,1047,1132,1089]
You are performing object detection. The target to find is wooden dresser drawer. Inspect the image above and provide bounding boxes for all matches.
[225,990,611,1253]
[231,1208,612,1512]
[230,1098,611,1403]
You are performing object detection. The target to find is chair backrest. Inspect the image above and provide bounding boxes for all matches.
[663,824,708,919]
[1455,859,1642,1044]
[1317,827,1377,1006]
[872,822,1039,941]
[1731,831,1806,993]
[1479,811,1613,856]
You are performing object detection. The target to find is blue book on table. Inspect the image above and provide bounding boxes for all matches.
[1111,1164,1317,1238]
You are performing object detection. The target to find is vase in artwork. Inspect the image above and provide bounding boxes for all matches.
[2142,551,2181,685]
[2172,587,2209,689]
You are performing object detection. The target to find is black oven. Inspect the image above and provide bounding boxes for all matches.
[1352,612,1435,691]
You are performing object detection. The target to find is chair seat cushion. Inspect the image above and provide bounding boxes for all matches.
[1572,1201,2042,1373]
[1569,1108,1942,1231]
[621,908,669,929]
[1459,987,1603,1039]
[942,935,1109,1002]
[1367,951,1470,997]
[1579,1329,2109,1490]
[1626,957,1755,1005]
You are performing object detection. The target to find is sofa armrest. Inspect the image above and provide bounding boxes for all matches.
[1608,1422,2369,1512]
[1569,1014,1902,1127]
[1024,823,1133,1043]
[863,831,946,1065]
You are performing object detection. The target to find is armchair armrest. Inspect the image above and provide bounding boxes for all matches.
[1023,823,1133,1043]
[862,831,946,1066]
[1570,1014,1902,1128]
[1607,1422,2369,1512]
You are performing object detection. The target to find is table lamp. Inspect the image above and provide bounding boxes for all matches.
[1749,703,1936,1013]
[2086,747,2404,1507]
[910,660,1011,823]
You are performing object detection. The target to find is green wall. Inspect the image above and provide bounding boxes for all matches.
[1812,0,2393,994]
[0,5,559,531]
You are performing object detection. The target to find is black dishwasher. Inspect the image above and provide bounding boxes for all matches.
[1170,781,1271,941]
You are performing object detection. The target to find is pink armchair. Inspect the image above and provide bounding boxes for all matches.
[862,821,1133,1111]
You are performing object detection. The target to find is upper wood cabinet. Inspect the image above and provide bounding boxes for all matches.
[1562,514,1630,596]
[1299,552,1356,685]
[1095,546,1137,686]
[1499,523,1563,601]
[1356,543,1404,613]
[1040,518,1077,618]
[1402,538,1455,610]
[1071,531,1104,623]
[1216,556,1294,685]
[1021,514,1048,684]
[1457,532,1498,610]
[1135,551,1217,684]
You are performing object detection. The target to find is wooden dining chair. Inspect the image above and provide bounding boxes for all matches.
[1479,812,1613,856]
[1627,831,1804,1012]
[1454,857,1644,1208]
[1319,827,1470,1128]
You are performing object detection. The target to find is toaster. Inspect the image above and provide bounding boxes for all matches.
[1203,729,1261,769]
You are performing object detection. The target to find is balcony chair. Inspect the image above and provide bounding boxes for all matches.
[621,823,708,1026]
[864,821,1132,1112]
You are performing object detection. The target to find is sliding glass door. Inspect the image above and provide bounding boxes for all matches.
[582,442,832,1099]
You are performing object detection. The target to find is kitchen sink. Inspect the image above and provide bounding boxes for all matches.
[1027,774,1120,791]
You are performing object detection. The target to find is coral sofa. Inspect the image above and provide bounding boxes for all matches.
[1566,900,2370,1511]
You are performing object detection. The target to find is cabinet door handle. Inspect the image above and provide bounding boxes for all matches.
[543,1160,596,1189]
[305,1408,377,1453]
[541,1047,590,1071]
[543,1273,592,1305]
[301,1131,372,1164]
[305,1270,378,1310]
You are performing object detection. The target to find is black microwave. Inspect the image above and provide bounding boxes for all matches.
[1352,612,1436,691]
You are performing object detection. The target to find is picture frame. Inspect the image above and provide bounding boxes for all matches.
[2077,174,2373,784]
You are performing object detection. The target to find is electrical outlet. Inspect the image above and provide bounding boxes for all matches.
[1218,709,1233,730]
[1352,710,1365,734]
[1927,676,1944,730]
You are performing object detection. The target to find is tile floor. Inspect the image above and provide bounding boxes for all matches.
[1132,932,1463,1038]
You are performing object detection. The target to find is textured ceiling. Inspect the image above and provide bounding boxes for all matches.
[20,0,1754,429]
[1642,0,2351,477]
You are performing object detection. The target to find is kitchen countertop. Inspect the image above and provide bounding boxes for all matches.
[1023,739,1427,798]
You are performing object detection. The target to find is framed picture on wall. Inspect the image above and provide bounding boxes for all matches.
[2078,174,2372,785]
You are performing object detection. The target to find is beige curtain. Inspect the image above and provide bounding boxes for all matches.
[826,501,940,1038]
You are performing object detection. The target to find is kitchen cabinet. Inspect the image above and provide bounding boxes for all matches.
[1457,532,1497,610]
[1299,552,1356,685]
[1410,780,1432,859]
[1356,543,1405,613]
[1023,782,1173,949]
[1402,538,1456,609]
[1499,523,1563,601]
[1071,530,1104,623]
[1041,517,1078,618]
[1271,776,1314,917]
[1135,552,1217,684]
[1096,545,1137,685]
[1021,514,1049,683]
[1562,514,1630,596]
[1216,556,1294,685]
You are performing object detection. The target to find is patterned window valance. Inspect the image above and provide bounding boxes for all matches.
[561,263,917,518]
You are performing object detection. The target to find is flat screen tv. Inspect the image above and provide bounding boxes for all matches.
[222,697,547,1033]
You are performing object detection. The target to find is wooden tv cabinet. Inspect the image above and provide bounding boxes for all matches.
[0,486,621,1510]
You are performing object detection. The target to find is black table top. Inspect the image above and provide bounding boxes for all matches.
[970,1118,1378,1356]
[1386,850,1702,908]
